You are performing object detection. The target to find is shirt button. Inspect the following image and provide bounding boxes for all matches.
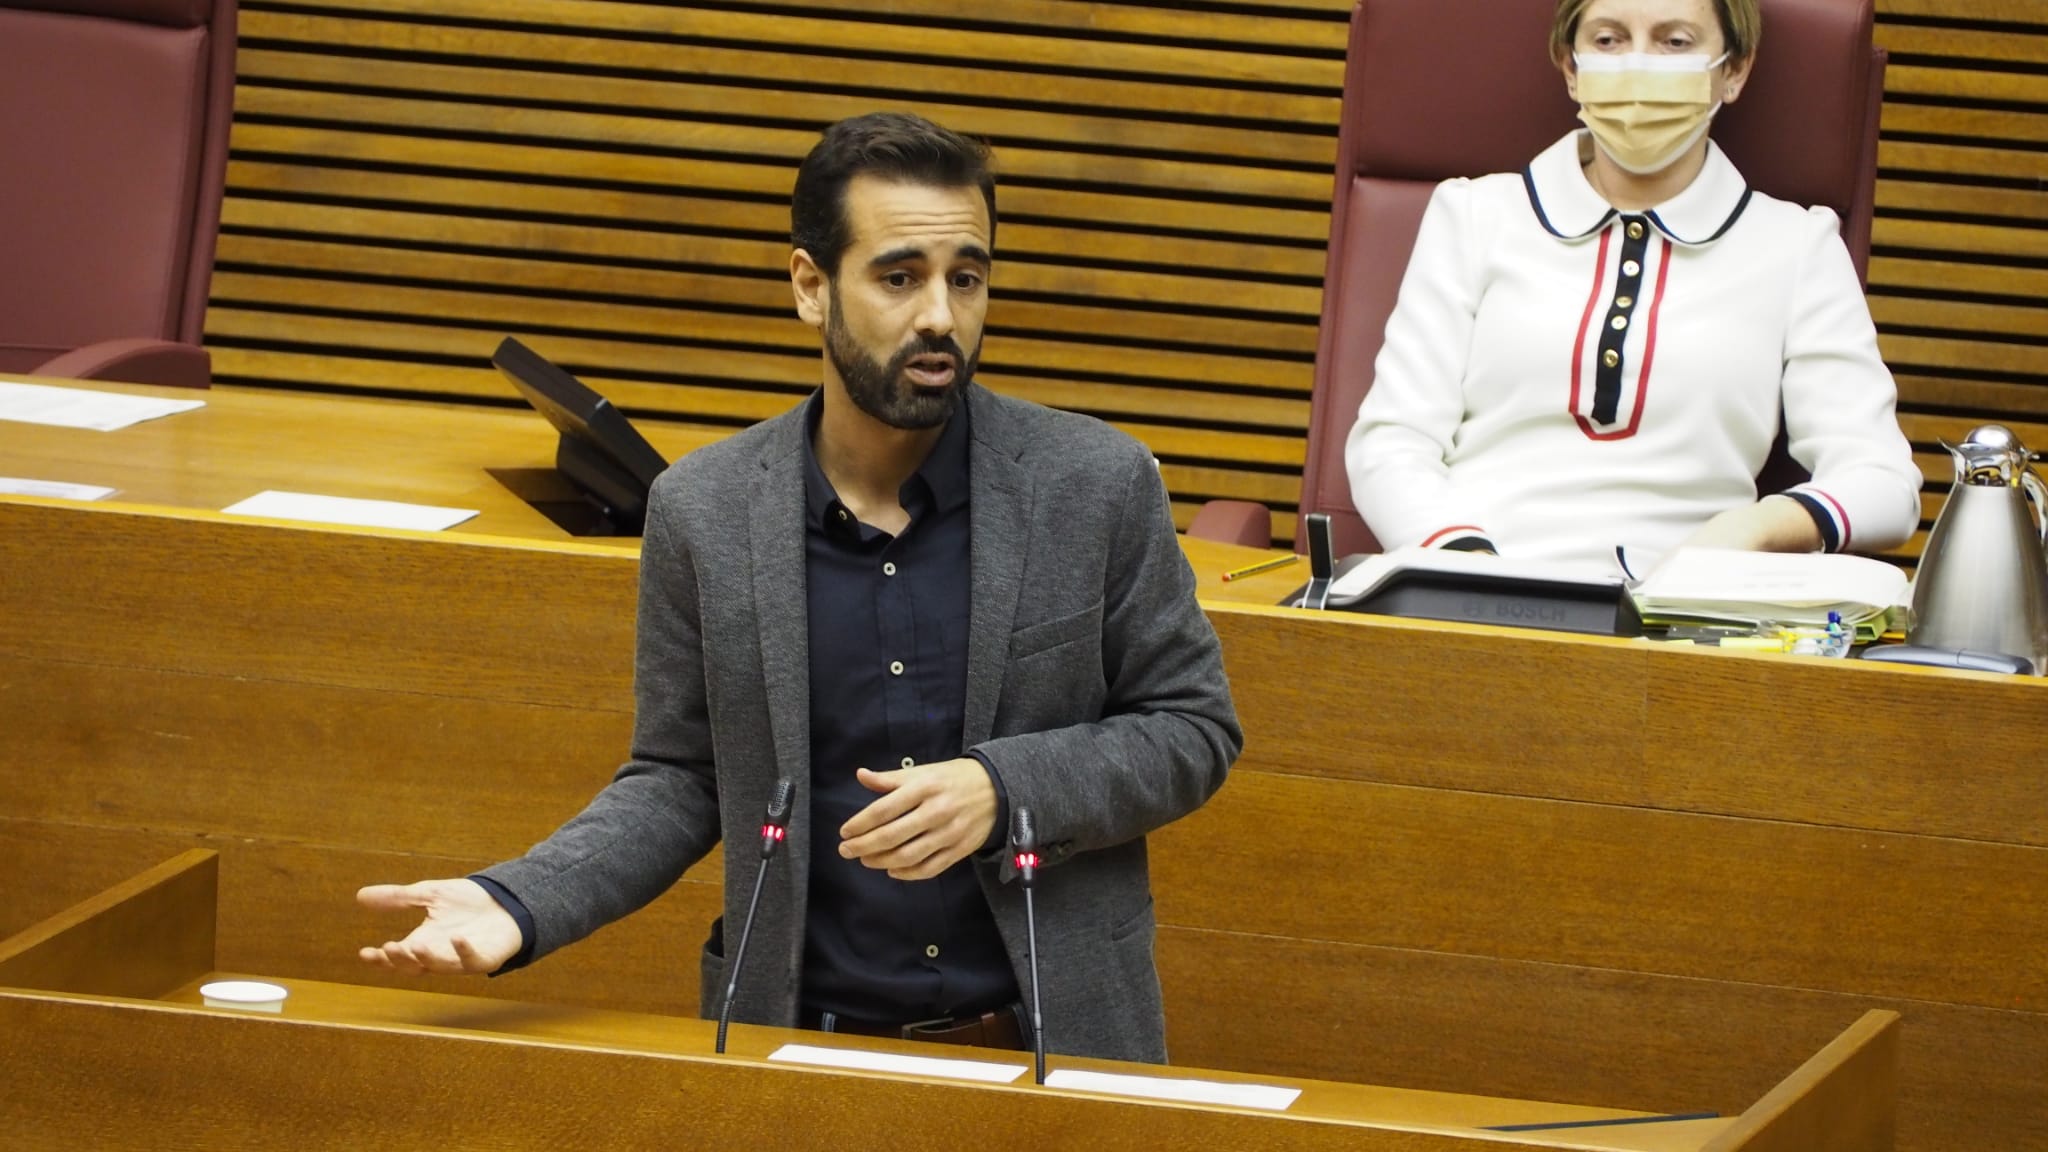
[1626,221,1645,240]
[883,562,897,576]
[1610,315,1628,331]
[1623,260,1641,276]
[925,944,940,959]
[889,660,904,676]
[835,508,850,523]
[1602,349,1621,368]
[900,756,915,769]
[1615,295,1634,309]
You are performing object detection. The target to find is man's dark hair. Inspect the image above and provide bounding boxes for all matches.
[791,112,997,278]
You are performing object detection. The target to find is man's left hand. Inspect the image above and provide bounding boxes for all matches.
[840,758,997,881]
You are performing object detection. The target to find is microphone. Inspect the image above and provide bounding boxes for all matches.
[1011,806,1047,1085]
[715,778,794,1055]
[1300,512,1334,610]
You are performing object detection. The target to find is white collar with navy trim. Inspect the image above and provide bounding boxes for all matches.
[1521,130,1753,246]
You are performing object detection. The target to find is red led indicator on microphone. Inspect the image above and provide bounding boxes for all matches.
[762,825,786,841]
[1014,852,1039,869]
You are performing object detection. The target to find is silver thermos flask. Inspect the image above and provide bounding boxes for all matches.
[1899,425,2048,675]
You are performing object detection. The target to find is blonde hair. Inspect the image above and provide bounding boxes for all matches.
[1551,0,1761,66]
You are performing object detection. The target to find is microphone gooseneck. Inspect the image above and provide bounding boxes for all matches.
[716,778,794,1055]
[1011,806,1047,1085]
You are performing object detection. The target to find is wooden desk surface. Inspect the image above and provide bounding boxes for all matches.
[3,970,1749,1152]
[0,372,1315,603]
[149,970,1700,1140]
[1,851,1779,1152]
[0,375,725,541]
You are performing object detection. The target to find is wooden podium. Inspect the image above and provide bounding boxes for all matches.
[1,852,1896,1152]
[12,378,2012,1148]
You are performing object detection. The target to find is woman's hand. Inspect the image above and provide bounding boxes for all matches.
[1679,495,1824,554]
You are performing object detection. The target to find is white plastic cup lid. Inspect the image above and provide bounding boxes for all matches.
[199,980,289,1011]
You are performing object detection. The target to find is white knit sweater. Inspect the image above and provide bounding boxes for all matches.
[1346,131,1921,571]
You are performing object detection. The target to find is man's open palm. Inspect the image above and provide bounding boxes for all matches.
[356,878,522,975]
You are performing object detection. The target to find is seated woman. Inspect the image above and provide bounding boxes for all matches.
[1346,0,1921,572]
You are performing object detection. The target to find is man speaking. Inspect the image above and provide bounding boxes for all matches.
[357,112,1241,1064]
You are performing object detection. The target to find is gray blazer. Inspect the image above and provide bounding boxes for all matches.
[483,384,1242,1063]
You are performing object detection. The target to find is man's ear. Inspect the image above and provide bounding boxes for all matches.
[791,249,828,330]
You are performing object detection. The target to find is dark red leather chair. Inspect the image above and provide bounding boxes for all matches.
[1192,0,1884,552]
[0,0,238,389]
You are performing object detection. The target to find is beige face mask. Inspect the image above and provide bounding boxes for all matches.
[1574,52,1727,176]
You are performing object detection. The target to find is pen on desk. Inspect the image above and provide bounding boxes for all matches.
[1221,553,1299,582]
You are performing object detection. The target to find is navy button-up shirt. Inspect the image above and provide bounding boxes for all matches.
[476,396,1017,1017]
[798,395,1016,1023]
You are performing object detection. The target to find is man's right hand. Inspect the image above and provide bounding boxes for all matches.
[356,878,523,975]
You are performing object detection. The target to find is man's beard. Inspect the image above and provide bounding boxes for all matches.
[825,293,978,431]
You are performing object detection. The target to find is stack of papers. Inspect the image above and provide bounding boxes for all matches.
[765,1044,1025,1083]
[760,1045,1301,1111]
[0,477,115,501]
[1043,1068,1301,1111]
[1627,547,1908,628]
[222,491,479,532]
[0,380,204,431]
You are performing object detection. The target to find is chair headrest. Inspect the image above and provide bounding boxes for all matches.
[1345,0,1578,184]
[1713,0,1876,219]
[1344,0,1873,216]
[1,0,212,29]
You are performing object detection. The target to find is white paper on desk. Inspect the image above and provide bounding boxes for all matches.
[766,1043,1027,1084]
[222,490,478,532]
[0,380,204,431]
[1628,547,1907,625]
[0,476,115,501]
[1045,1068,1301,1111]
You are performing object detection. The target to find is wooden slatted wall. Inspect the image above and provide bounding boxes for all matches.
[208,0,1351,539]
[1874,0,2048,564]
[207,0,2048,554]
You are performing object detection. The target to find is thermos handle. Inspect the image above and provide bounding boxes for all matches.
[2024,471,2048,547]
